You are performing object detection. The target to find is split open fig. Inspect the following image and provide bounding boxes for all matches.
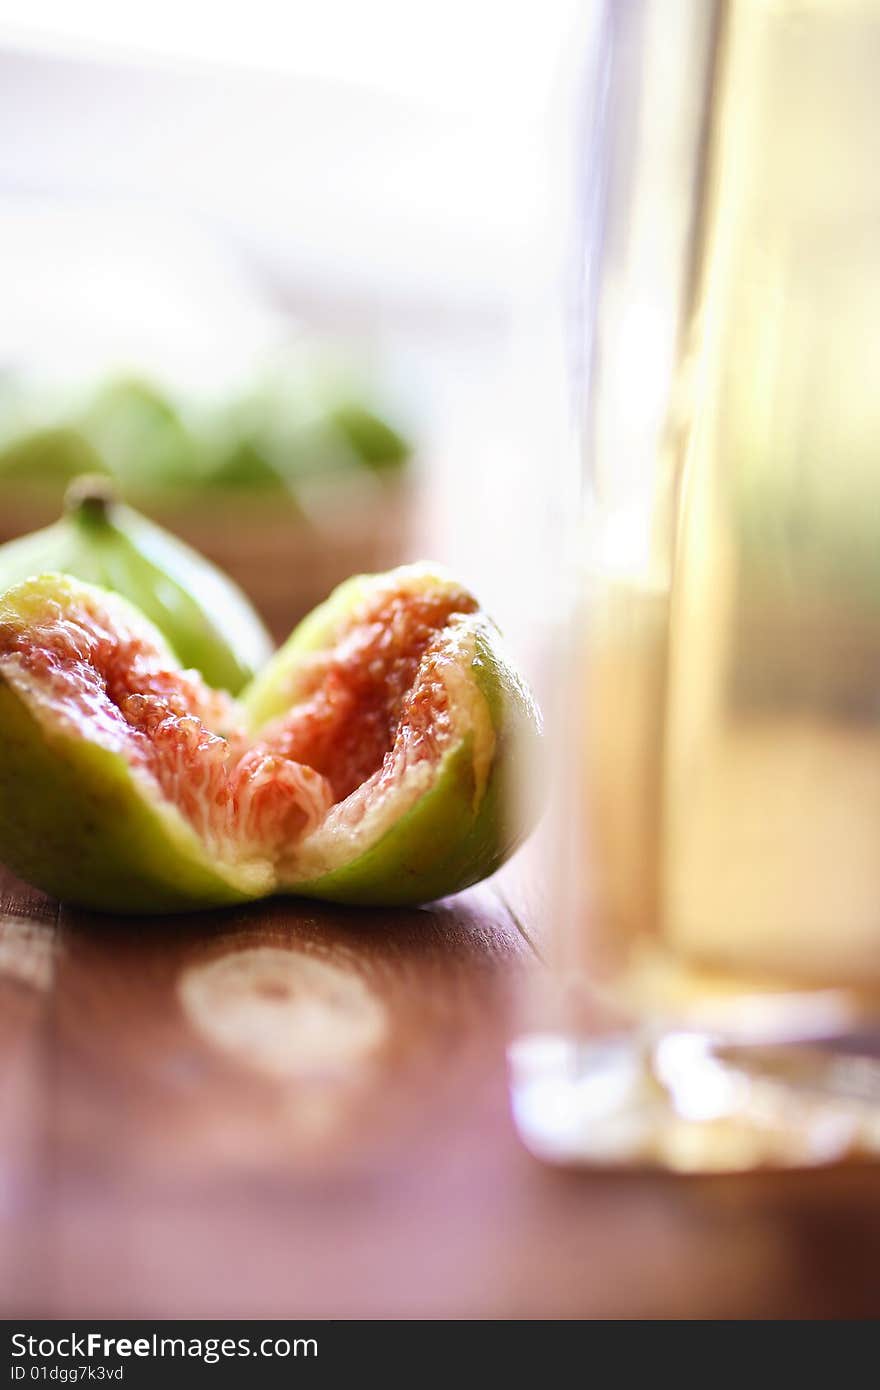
[0,565,541,913]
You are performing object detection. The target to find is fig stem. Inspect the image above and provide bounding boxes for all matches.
[64,474,119,523]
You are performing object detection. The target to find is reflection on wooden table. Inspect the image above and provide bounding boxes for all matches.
[1,864,879,1319]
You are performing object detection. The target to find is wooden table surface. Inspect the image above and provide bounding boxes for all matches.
[1,862,879,1320]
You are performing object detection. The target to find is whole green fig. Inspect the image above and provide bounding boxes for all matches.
[0,478,272,693]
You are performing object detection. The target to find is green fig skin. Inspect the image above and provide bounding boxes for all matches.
[0,683,255,913]
[79,378,199,493]
[242,569,542,906]
[0,427,106,484]
[327,402,411,473]
[0,576,268,912]
[284,621,539,906]
[0,569,541,914]
[0,483,273,694]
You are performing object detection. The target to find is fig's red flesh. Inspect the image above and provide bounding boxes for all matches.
[263,589,474,799]
[0,582,476,867]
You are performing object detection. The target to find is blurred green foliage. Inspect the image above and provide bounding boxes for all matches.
[0,366,413,507]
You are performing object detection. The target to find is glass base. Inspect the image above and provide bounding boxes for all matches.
[509,1030,880,1173]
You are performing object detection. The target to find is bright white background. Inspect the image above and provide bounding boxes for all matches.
[0,0,590,638]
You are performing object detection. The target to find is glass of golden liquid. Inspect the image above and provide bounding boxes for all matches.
[509,0,880,1171]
